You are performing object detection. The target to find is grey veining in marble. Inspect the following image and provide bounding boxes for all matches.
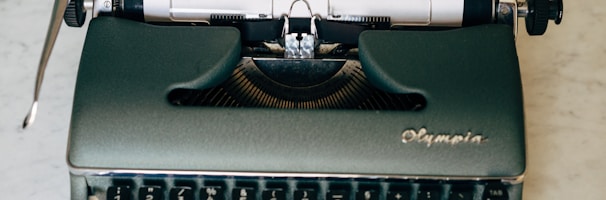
[1,0,605,199]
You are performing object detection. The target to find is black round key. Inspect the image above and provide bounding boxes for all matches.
[294,190,317,200]
[356,190,378,200]
[416,187,441,200]
[201,187,224,200]
[232,188,256,200]
[107,186,131,200]
[387,191,411,200]
[449,189,473,200]
[326,190,349,200]
[139,186,163,200]
[262,190,286,200]
[482,185,509,200]
[170,187,194,200]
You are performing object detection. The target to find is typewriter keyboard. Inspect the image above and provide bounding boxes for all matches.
[88,176,513,200]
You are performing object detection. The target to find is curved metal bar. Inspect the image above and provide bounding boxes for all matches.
[23,0,69,129]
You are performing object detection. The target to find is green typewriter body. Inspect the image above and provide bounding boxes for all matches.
[66,16,526,200]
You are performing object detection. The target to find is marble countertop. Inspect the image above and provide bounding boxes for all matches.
[1,0,604,199]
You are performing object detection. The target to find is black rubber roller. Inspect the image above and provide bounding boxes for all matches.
[64,0,87,27]
[526,0,563,35]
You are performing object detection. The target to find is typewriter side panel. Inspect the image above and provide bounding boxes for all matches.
[358,24,526,178]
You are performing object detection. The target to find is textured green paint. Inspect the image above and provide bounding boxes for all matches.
[68,18,524,185]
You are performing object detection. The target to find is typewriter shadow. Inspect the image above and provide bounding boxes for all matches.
[517,32,605,198]
[519,67,561,198]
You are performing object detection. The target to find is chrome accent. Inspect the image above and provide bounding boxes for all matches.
[496,0,518,36]
[282,0,319,59]
[67,166,525,185]
[287,0,313,19]
[401,128,487,147]
[284,31,300,58]
[93,0,113,17]
[427,0,433,26]
[84,0,94,10]
[492,0,496,20]
[517,0,529,18]
[299,33,315,58]
[22,0,69,129]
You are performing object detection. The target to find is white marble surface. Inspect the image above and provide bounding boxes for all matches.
[1,0,605,199]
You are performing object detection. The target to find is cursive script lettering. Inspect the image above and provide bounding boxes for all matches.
[401,128,486,147]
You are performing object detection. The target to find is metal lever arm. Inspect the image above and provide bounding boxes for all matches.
[23,0,69,129]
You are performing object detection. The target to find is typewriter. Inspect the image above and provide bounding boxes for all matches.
[23,0,563,199]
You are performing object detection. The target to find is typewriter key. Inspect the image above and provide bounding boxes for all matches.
[386,191,411,200]
[201,187,224,200]
[482,185,509,200]
[170,187,194,200]
[294,190,317,200]
[355,190,378,200]
[139,186,163,200]
[326,190,349,200]
[107,186,131,200]
[262,190,286,200]
[449,188,473,200]
[416,187,441,200]
[233,188,256,200]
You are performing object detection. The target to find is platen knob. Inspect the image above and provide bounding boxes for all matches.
[549,0,564,24]
[64,0,87,27]
[526,0,563,35]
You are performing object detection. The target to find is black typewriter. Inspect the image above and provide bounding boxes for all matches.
[23,0,563,199]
